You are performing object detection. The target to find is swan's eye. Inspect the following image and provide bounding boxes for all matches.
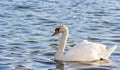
[55,28,60,32]
[52,28,60,36]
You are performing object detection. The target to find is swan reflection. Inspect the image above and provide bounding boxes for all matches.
[55,60,113,70]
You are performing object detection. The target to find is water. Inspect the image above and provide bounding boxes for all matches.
[0,0,120,70]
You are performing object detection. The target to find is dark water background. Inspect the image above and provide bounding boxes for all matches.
[0,0,120,70]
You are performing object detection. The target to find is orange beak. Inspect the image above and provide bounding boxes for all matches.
[52,30,59,36]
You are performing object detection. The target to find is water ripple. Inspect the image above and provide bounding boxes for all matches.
[0,0,120,70]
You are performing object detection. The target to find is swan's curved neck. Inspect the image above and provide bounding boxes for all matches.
[55,30,68,61]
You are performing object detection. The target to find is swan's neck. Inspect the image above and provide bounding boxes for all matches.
[55,30,68,61]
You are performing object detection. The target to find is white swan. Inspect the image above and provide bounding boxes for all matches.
[52,25,117,61]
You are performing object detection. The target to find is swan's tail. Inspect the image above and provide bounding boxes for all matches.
[104,45,117,59]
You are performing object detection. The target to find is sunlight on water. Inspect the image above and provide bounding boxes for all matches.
[0,0,120,70]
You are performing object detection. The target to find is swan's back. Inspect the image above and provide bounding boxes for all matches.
[63,40,116,61]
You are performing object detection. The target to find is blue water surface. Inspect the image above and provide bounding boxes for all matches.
[0,0,120,70]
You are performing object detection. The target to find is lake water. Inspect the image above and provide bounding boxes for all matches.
[0,0,120,70]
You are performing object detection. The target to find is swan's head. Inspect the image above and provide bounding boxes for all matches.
[52,25,68,36]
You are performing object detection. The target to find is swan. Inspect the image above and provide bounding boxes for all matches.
[52,25,117,61]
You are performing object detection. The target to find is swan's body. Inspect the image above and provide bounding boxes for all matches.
[52,25,117,61]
